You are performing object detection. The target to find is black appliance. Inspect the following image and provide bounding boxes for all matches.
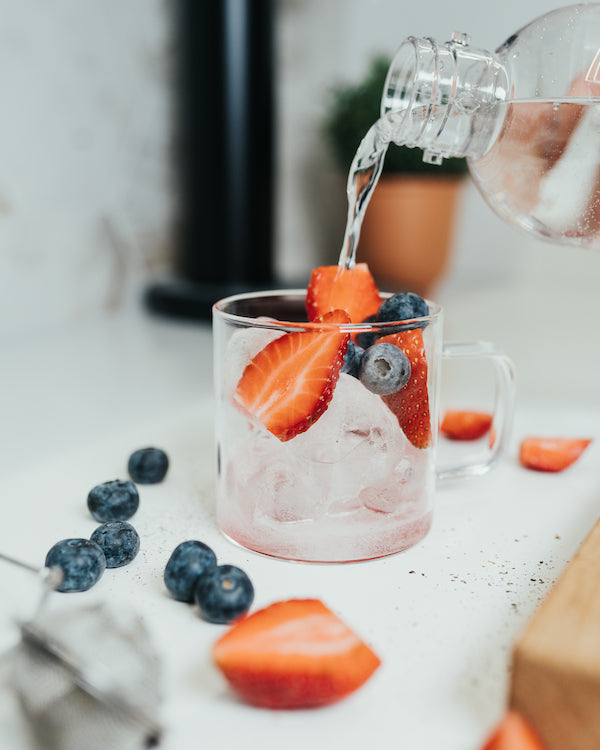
[147,0,275,320]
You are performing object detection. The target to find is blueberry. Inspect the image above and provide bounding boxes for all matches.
[90,521,140,568]
[355,314,379,349]
[377,292,429,328]
[342,340,364,379]
[194,564,254,624]
[359,342,411,395]
[87,480,139,522]
[128,447,169,484]
[45,538,106,593]
[164,540,217,603]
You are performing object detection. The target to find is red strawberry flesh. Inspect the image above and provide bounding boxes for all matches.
[234,311,350,441]
[213,599,381,709]
[481,709,546,750]
[306,263,381,324]
[378,328,431,449]
[441,410,493,441]
[519,437,591,472]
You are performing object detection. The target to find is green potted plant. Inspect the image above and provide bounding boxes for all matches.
[323,57,468,295]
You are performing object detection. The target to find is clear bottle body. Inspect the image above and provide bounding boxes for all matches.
[469,99,600,246]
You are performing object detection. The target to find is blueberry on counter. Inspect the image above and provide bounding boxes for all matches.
[45,538,106,593]
[90,521,140,568]
[128,447,169,484]
[194,564,254,624]
[377,292,429,327]
[87,480,139,523]
[359,342,411,395]
[164,540,217,603]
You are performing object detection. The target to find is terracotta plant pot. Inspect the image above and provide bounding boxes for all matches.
[357,176,464,297]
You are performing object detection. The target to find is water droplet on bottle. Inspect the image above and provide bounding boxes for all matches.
[552,101,561,111]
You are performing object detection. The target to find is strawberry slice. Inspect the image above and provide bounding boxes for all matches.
[378,329,431,449]
[213,598,381,709]
[519,437,592,472]
[440,410,493,441]
[480,710,546,750]
[306,263,381,323]
[234,311,350,442]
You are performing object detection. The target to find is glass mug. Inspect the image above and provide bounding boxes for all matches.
[212,291,515,563]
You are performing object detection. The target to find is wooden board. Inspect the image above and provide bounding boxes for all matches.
[511,515,600,750]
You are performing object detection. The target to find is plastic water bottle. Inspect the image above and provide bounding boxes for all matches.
[381,4,600,248]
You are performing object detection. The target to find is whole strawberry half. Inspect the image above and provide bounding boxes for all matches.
[440,410,493,441]
[378,329,431,449]
[519,437,592,472]
[234,310,350,442]
[305,263,381,324]
[213,598,381,709]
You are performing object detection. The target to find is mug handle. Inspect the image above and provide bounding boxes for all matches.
[436,341,516,482]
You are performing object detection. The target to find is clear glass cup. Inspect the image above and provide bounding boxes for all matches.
[213,290,515,563]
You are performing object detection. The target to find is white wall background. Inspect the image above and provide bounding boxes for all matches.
[0,0,174,344]
[0,0,598,346]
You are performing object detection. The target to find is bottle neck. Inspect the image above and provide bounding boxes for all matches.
[380,34,509,162]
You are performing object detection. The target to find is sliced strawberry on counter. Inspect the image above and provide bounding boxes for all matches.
[234,310,350,442]
[480,710,546,750]
[519,437,592,473]
[378,328,431,449]
[306,263,381,323]
[440,410,493,441]
[213,598,381,709]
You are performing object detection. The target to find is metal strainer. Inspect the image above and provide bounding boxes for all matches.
[1,552,163,750]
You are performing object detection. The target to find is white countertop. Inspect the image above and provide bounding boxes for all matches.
[1,282,600,750]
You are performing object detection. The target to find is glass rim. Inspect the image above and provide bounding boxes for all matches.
[212,288,442,331]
